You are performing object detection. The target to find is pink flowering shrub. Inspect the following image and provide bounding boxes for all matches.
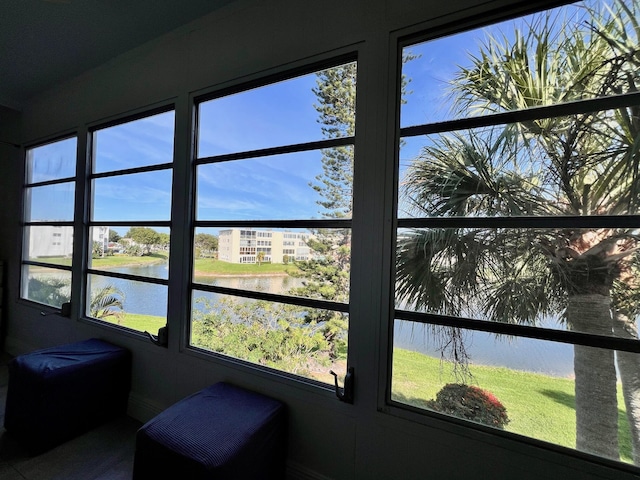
[427,383,510,429]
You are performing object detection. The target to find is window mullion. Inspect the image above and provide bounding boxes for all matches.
[73,127,90,320]
[167,93,195,352]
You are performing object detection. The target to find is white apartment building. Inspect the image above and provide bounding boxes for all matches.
[218,229,312,264]
[28,226,109,259]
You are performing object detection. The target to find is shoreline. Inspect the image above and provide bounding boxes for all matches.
[193,271,292,278]
[34,258,297,278]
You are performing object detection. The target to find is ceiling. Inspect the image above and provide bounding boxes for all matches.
[1,0,238,110]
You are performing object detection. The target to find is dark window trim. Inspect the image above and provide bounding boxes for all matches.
[196,136,354,164]
[194,53,358,107]
[88,104,175,134]
[86,269,169,287]
[191,283,349,313]
[84,105,177,331]
[387,1,640,472]
[401,91,640,138]
[25,177,75,189]
[195,219,351,229]
[91,162,173,179]
[190,56,357,372]
[395,310,640,353]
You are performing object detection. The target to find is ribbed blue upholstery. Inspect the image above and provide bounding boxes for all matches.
[133,382,287,479]
[4,338,131,454]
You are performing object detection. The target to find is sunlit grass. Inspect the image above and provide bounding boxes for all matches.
[193,258,299,276]
[392,348,632,463]
[98,312,165,333]
[35,253,300,276]
[91,252,168,268]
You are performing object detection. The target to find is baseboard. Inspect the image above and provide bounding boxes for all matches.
[286,461,334,480]
[126,391,164,423]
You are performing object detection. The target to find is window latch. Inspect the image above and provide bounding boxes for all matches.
[146,325,168,347]
[40,302,71,318]
[330,367,354,404]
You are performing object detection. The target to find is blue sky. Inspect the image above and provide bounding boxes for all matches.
[29,0,606,234]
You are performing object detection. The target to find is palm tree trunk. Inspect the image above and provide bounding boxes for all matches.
[567,293,619,460]
[613,311,640,465]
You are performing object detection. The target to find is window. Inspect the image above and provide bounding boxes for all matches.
[21,137,77,307]
[86,109,175,333]
[392,0,640,465]
[191,59,356,383]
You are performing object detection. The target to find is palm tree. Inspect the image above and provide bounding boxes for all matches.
[396,0,640,462]
[28,277,125,323]
[89,285,125,322]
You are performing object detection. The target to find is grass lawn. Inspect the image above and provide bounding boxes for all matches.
[193,258,299,276]
[34,254,299,276]
[392,348,632,463]
[100,313,165,334]
[31,253,169,269]
[91,252,168,268]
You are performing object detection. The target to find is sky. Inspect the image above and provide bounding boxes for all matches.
[27,0,611,235]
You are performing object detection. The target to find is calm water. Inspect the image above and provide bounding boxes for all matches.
[90,263,303,317]
[92,263,575,377]
[393,320,575,377]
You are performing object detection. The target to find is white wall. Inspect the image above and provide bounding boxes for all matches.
[2,0,637,479]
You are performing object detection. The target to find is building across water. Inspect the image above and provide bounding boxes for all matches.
[28,226,109,259]
[218,229,311,264]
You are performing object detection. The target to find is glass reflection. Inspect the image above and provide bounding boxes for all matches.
[22,265,71,308]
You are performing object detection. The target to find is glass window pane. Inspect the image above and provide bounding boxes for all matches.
[191,292,348,383]
[401,1,636,127]
[399,111,640,219]
[25,182,75,222]
[194,227,350,302]
[87,274,166,333]
[91,170,172,221]
[197,63,356,158]
[24,226,73,264]
[22,265,71,308]
[93,110,175,173]
[197,147,353,220]
[396,227,640,341]
[26,137,76,183]
[391,321,635,463]
[88,226,169,280]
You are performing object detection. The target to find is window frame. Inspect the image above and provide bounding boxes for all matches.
[187,55,357,383]
[382,1,640,472]
[20,134,78,309]
[83,104,176,331]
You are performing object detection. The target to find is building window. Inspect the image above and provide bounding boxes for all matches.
[87,108,175,332]
[21,136,77,307]
[392,0,640,465]
[191,58,356,383]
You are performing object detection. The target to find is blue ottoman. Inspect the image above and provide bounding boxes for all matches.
[4,338,132,454]
[133,382,287,480]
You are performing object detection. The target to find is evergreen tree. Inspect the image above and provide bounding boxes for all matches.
[294,58,417,358]
[289,63,357,358]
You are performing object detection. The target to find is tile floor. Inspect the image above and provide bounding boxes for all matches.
[0,356,142,480]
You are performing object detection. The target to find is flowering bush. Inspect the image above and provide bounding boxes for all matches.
[427,383,510,429]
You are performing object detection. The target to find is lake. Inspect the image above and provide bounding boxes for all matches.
[93,263,576,377]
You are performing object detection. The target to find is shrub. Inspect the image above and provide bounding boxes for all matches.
[427,383,509,429]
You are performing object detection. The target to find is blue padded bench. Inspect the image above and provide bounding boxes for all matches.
[4,338,131,454]
[133,382,287,480]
